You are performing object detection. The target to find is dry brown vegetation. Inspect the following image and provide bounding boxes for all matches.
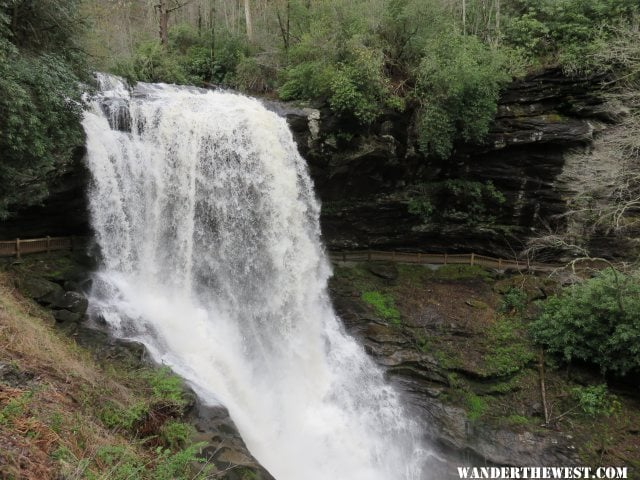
[0,272,199,480]
[0,273,127,478]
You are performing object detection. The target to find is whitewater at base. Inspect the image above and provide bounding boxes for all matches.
[83,74,430,480]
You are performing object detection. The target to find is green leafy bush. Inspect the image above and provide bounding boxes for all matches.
[99,401,147,431]
[160,420,194,450]
[0,0,86,218]
[531,269,640,376]
[504,0,639,72]
[278,3,391,125]
[143,367,188,406]
[414,33,511,158]
[112,40,191,84]
[94,443,210,480]
[499,288,528,315]
[234,56,275,94]
[571,384,620,417]
[153,444,210,480]
[406,180,506,225]
[111,24,249,86]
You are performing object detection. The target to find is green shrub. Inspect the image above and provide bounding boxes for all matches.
[234,56,275,94]
[160,421,194,450]
[95,445,146,480]
[571,384,620,417]
[153,444,210,480]
[99,401,147,431]
[112,40,191,84]
[361,291,401,325]
[505,414,530,426]
[531,269,640,376]
[499,288,528,315]
[143,367,188,406]
[414,33,511,158]
[0,391,33,425]
[278,61,334,101]
[504,0,638,72]
[0,50,85,218]
[406,180,506,225]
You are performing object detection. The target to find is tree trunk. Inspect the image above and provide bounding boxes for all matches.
[462,0,466,35]
[495,0,501,43]
[159,0,169,48]
[539,348,550,425]
[244,0,253,42]
[276,0,290,52]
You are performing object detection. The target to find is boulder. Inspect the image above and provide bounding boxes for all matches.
[366,261,399,281]
[20,276,64,302]
[53,309,82,323]
[50,291,89,315]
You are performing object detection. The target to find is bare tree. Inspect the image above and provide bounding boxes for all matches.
[156,0,191,47]
[244,0,253,41]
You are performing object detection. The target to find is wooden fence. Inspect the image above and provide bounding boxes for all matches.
[1,236,609,273]
[328,250,565,272]
[0,237,74,259]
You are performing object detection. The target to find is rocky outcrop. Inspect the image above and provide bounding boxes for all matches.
[282,68,622,258]
[328,263,582,476]
[1,150,91,240]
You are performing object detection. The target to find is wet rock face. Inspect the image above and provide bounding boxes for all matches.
[295,68,618,257]
[191,402,276,480]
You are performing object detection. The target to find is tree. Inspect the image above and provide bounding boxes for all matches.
[244,0,253,42]
[0,0,87,218]
[156,0,190,48]
[414,31,511,158]
[531,268,640,377]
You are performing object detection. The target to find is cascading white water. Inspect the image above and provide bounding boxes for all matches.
[83,74,429,480]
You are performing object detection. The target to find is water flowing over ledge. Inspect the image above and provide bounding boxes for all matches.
[82,74,430,480]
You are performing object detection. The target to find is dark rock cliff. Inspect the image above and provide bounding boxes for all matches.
[1,68,622,261]
[284,68,622,258]
[0,149,91,239]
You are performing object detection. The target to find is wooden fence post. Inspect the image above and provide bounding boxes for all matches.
[46,236,51,254]
[470,252,475,265]
[342,252,346,262]
[444,253,448,265]
[498,258,502,269]
[16,238,20,260]
[417,252,422,264]
[367,251,372,261]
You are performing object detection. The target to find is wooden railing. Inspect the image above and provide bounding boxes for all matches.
[0,236,609,273]
[0,237,75,259]
[328,250,572,273]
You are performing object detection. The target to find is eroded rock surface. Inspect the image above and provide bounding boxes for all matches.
[329,262,582,476]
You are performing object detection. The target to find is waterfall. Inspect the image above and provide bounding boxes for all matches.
[83,74,428,480]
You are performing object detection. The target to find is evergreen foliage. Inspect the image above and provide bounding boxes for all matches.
[503,0,639,73]
[98,0,638,159]
[0,0,87,218]
[531,269,640,376]
[414,33,511,158]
